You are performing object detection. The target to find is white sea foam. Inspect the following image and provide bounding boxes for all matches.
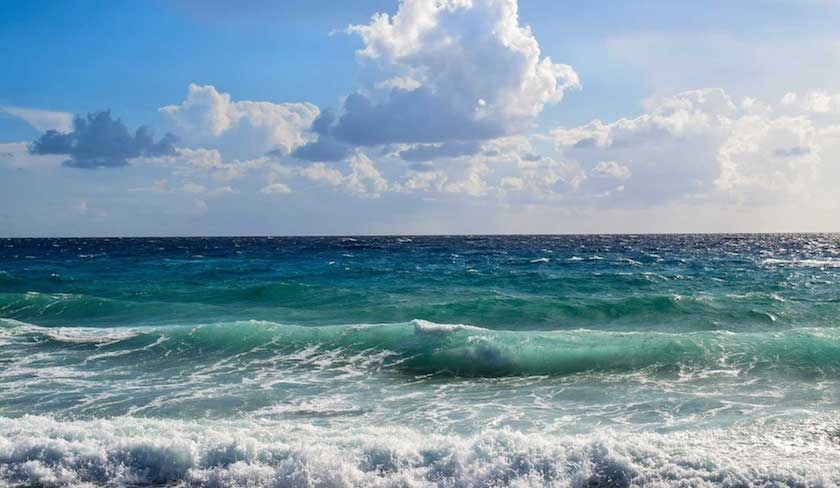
[41,327,141,345]
[0,415,838,487]
[761,257,840,268]
[411,319,484,335]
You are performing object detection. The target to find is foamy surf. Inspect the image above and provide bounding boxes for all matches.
[1,415,838,487]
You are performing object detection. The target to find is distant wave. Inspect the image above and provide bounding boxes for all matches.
[760,257,840,268]
[0,287,799,331]
[4,318,840,378]
[0,414,838,487]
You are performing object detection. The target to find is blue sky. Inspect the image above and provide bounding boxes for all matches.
[2,0,840,235]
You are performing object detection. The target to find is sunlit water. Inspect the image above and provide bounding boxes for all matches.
[2,235,840,486]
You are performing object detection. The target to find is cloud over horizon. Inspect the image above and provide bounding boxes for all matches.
[6,0,840,235]
[160,84,320,159]
[29,111,178,168]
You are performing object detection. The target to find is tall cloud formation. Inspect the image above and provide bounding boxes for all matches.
[314,0,579,146]
[29,111,178,168]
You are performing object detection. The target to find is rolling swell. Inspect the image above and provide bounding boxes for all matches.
[0,288,806,331]
[4,318,840,378]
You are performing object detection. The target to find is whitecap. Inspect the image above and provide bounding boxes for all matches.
[761,257,840,268]
[411,319,484,335]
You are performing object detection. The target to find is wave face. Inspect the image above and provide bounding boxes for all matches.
[4,318,840,378]
[3,235,840,486]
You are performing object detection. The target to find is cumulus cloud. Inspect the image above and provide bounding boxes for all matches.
[358,85,839,209]
[389,134,586,202]
[160,84,319,158]
[314,0,578,146]
[550,88,840,205]
[442,161,492,196]
[260,151,391,198]
[29,111,178,168]
[136,81,840,212]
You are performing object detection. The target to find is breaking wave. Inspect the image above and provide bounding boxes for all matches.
[1,415,838,487]
[3,318,840,378]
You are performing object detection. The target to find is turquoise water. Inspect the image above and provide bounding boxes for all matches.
[1,235,840,486]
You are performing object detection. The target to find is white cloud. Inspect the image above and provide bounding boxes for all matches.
[299,162,344,187]
[136,84,840,214]
[551,88,840,205]
[398,169,449,193]
[591,161,632,180]
[780,91,840,114]
[375,76,422,91]
[259,153,390,197]
[350,0,578,117]
[443,162,491,197]
[345,151,389,197]
[717,115,820,198]
[141,147,272,182]
[1,106,73,132]
[499,176,525,190]
[525,157,587,194]
[552,89,735,149]
[324,0,578,145]
[160,84,319,158]
[259,182,292,195]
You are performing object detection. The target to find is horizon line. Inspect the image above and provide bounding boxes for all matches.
[2,231,839,239]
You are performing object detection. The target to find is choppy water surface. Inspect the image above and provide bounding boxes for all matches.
[1,235,840,486]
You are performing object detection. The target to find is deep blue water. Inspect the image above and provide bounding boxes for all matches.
[1,235,840,486]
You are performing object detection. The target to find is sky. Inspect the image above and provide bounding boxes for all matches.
[2,0,840,236]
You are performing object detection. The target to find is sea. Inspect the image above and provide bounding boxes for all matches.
[1,234,839,487]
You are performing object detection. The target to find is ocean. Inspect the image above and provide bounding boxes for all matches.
[1,234,839,487]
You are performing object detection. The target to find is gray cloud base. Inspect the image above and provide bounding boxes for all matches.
[327,90,505,146]
[30,111,178,168]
